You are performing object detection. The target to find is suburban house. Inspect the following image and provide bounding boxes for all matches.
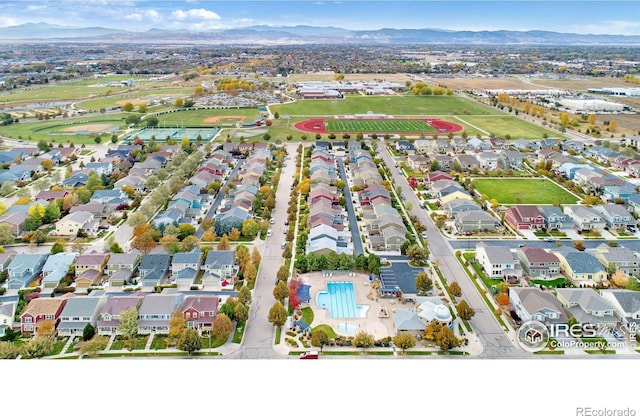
[139,253,171,289]
[35,190,69,202]
[105,253,141,286]
[137,290,184,335]
[593,204,635,230]
[181,295,220,333]
[475,242,522,282]
[202,250,236,286]
[0,212,29,236]
[406,154,430,172]
[455,211,499,233]
[443,198,481,219]
[505,205,545,230]
[0,301,16,336]
[516,246,561,280]
[539,206,572,230]
[20,293,74,334]
[41,252,77,290]
[171,249,203,289]
[554,249,608,288]
[563,205,606,231]
[600,289,640,329]
[556,288,619,327]
[595,244,640,277]
[57,294,108,337]
[74,251,110,289]
[509,287,568,324]
[96,294,145,335]
[7,253,48,290]
[54,211,98,236]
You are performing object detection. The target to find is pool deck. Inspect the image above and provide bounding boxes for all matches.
[299,271,414,340]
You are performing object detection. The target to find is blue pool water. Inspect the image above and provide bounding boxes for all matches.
[316,281,367,318]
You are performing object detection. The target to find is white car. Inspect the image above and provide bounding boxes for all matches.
[269,218,275,224]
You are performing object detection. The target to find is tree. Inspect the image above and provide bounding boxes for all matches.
[241,219,259,238]
[448,281,462,297]
[21,335,54,359]
[573,240,585,251]
[243,261,257,283]
[435,325,460,351]
[393,332,417,354]
[175,97,184,108]
[43,202,61,224]
[180,235,199,252]
[0,342,20,359]
[0,181,15,197]
[273,280,289,303]
[0,224,13,246]
[118,307,138,340]
[79,335,108,358]
[588,113,597,125]
[234,302,248,323]
[28,203,45,221]
[41,159,54,172]
[138,103,147,113]
[82,323,96,342]
[168,309,187,344]
[456,299,475,320]
[406,245,429,264]
[50,240,65,254]
[122,102,134,112]
[268,301,288,327]
[131,230,156,254]
[410,270,432,295]
[37,139,50,152]
[176,328,202,355]
[496,292,510,306]
[311,330,329,352]
[109,242,124,253]
[217,234,231,250]
[251,247,261,265]
[237,285,252,306]
[353,330,375,354]
[212,313,233,341]
[37,320,56,337]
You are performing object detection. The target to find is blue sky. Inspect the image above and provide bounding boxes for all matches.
[1,1,639,35]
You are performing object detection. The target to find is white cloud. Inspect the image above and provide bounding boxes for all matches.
[124,13,143,21]
[27,5,47,11]
[172,8,221,21]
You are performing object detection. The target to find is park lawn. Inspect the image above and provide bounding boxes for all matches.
[270,95,500,117]
[530,278,572,288]
[472,178,578,205]
[311,324,338,339]
[300,306,314,325]
[459,115,559,140]
[77,87,193,111]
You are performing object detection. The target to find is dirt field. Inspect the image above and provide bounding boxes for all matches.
[433,77,536,90]
[203,115,246,123]
[64,123,113,133]
[527,77,632,91]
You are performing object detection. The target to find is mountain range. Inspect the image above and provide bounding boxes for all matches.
[1,22,639,45]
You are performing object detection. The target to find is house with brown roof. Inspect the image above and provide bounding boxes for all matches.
[505,205,545,230]
[35,190,69,202]
[509,287,568,324]
[20,293,74,334]
[75,251,109,289]
[516,246,561,279]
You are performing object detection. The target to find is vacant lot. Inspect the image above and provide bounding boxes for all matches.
[473,178,578,205]
[461,115,557,140]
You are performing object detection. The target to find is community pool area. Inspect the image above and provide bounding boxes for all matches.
[316,281,368,318]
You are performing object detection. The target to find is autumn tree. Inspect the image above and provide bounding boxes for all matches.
[237,285,252,306]
[435,325,460,351]
[168,309,187,344]
[311,330,329,352]
[273,280,289,303]
[406,245,429,264]
[268,301,288,327]
[587,113,597,125]
[177,328,202,355]
[353,330,375,354]
[448,281,462,297]
[119,307,139,340]
[229,228,241,241]
[573,240,585,251]
[217,234,231,250]
[241,219,259,238]
[456,300,475,321]
[393,332,417,354]
[131,230,156,254]
[79,335,108,358]
[496,292,510,306]
[243,261,257,284]
[21,336,54,359]
[234,302,248,323]
[415,272,433,295]
[212,313,233,341]
[251,247,261,265]
[37,320,56,337]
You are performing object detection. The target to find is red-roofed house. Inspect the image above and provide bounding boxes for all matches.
[505,205,545,230]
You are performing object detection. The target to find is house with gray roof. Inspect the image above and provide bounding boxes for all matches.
[0,250,16,273]
[41,253,77,289]
[393,309,428,335]
[57,294,108,337]
[455,211,499,233]
[539,206,572,230]
[171,249,203,289]
[0,301,16,337]
[593,204,635,230]
[595,244,640,277]
[203,250,236,285]
[443,198,481,219]
[563,205,606,231]
[138,253,171,289]
[554,250,608,288]
[626,194,640,218]
[7,253,48,290]
[556,288,619,327]
[475,242,522,281]
[509,287,568,324]
[600,289,640,328]
[137,290,184,334]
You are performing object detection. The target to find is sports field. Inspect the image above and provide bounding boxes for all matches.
[326,118,436,133]
[473,178,578,205]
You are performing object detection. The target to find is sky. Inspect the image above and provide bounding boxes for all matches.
[0,0,640,35]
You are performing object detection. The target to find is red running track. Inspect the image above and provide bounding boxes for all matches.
[292,117,464,135]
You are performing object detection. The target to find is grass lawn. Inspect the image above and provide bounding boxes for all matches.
[326,118,436,133]
[50,340,67,356]
[585,349,616,354]
[530,278,572,288]
[473,178,578,205]
[232,322,245,343]
[311,324,338,339]
[271,95,499,117]
[131,336,149,350]
[110,339,125,350]
[460,115,558,140]
[150,335,168,350]
[154,107,260,126]
[300,306,314,325]
[533,350,565,355]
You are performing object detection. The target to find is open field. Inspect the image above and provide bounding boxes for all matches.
[461,115,558,139]
[154,108,260,126]
[0,113,125,144]
[434,77,537,91]
[326,118,436,133]
[77,87,192,110]
[270,95,500,117]
[528,77,633,91]
[473,178,579,205]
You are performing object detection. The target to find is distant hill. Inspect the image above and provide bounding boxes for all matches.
[1,22,639,45]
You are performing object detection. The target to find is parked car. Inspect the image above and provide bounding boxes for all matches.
[281,242,286,249]
[544,237,554,242]
[299,351,319,359]
[267,230,272,237]
[269,218,275,224]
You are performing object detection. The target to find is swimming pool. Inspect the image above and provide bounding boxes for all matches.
[316,281,367,318]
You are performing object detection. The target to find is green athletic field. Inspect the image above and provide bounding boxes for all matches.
[473,178,578,205]
[325,118,435,133]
